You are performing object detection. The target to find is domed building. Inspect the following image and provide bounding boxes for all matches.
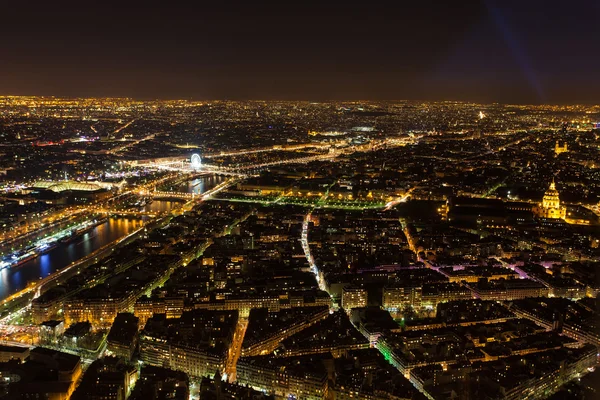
[535,179,566,219]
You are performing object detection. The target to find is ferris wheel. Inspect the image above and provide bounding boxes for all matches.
[190,153,202,170]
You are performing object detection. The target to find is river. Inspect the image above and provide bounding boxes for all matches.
[0,175,226,301]
[162,174,227,194]
[0,217,144,301]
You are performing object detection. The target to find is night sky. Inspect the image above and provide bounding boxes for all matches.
[1,1,599,103]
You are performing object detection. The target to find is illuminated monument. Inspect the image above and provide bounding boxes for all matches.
[535,179,566,219]
[555,141,567,156]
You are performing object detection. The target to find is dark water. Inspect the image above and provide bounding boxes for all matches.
[0,217,144,301]
[169,174,227,195]
[144,200,183,213]
[0,188,208,301]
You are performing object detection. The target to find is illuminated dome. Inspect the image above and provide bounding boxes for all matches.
[191,153,202,170]
[542,180,560,209]
[537,179,566,219]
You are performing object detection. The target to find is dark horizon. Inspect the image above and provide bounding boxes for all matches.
[2,0,599,104]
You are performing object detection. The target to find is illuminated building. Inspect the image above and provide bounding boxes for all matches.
[535,180,567,219]
[0,345,29,363]
[30,181,107,192]
[32,289,67,324]
[39,320,65,344]
[508,298,600,346]
[236,355,329,399]
[554,140,567,155]
[382,286,422,311]
[191,290,332,318]
[64,293,138,328]
[133,297,156,327]
[441,266,520,283]
[139,310,237,378]
[134,296,185,327]
[341,286,368,311]
[135,291,331,325]
[308,130,345,137]
[73,356,138,400]
[499,346,598,400]
[420,283,472,309]
[26,180,113,204]
[276,340,370,359]
[106,313,139,361]
[200,372,273,399]
[349,307,402,346]
[410,345,597,400]
[64,256,177,328]
[383,282,478,313]
[271,310,369,358]
[140,335,227,379]
[447,196,535,227]
[6,348,82,400]
[129,366,189,400]
[241,306,329,357]
[471,279,549,300]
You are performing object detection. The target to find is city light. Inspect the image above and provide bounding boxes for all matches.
[0,97,598,399]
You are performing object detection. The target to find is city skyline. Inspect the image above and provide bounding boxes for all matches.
[0,96,598,399]
[0,1,599,398]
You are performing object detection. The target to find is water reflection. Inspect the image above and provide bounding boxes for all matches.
[144,200,182,213]
[167,174,226,195]
[39,254,51,278]
[0,217,144,301]
[0,179,223,302]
